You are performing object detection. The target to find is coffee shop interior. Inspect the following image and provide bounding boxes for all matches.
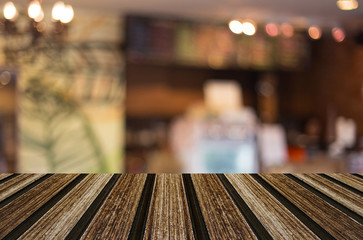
[0,0,362,173]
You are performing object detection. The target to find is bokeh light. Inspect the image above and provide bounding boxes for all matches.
[34,9,44,22]
[3,1,17,20]
[52,1,65,21]
[60,5,74,23]
[28,0,42,19]
[332,27,345,42]
[0,71,11,86]
[281,23,294,38]
[308,26,322,40]
[266,23,279,37]
[242,20,256,36]
[229,20,243,34]
[336,0,358,10]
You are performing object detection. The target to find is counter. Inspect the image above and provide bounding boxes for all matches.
[0,173,362,239]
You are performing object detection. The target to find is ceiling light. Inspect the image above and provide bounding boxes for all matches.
[60,5,74,23]
[229,20,243,34]
[52,1,65,21]
[28,0,42,19]
[1,0,74,50]
[3,1,17,20]
[336,0,358,10]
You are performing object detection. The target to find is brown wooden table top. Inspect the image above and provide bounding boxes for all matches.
[0,173,362,239]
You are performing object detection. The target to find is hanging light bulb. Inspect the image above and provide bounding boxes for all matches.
[52,1,65,21]
[28,0,42,19]
[336,0,358,10]
[229,20,243,34]
[60,4,74,23]
[3,1,17,20]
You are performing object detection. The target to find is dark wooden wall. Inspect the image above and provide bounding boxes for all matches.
[279,36,363,143]
[126,63,259,118]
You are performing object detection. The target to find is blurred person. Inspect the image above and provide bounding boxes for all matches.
[170,83,259,173]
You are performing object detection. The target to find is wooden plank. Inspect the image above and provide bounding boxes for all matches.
[319,174,363,197]
[0,174,45,201]
[191,174,257,239]
[226,174,319,240]
[0,174,19,185]
[127,174,156,239]
[217,174,273,240]
[252,174,334,239]
[0,175,52,210]
[81,174,147,239]
[286,174,362,224]
[295,174,363,215]
[19,174,112,240]
[328,173,363,192]
[261,174,363,240]
[64,175,121,239]
[0,174,79,239]
[182,174,210,240]
[144,174,194,240]
[0,173,11,181]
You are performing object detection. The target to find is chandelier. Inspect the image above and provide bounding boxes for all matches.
[0,0,74,49]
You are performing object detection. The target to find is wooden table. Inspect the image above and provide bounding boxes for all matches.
[0,173,362,239]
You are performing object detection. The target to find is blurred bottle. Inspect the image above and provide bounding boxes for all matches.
[329,116,356,157]
[305,117,322,158]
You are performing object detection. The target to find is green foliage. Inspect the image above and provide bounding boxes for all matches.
[21,77,108,172]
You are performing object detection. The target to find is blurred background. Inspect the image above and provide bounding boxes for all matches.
[0,0,362,173]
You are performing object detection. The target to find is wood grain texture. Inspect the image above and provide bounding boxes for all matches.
[0,173,362,239]
[294,174,363,215]
[144,174,194,240]
[226,174,319,240]
[0,174,78,238]
[261,174,363,240]
[191,174,257,240]
[0,173,11,181]
[19,174,112,240]
[0,174,44,201]
[81,174,147,239]
[329,173,363,192]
